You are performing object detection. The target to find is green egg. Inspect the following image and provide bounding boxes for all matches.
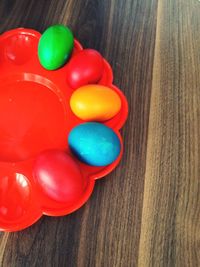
[38,25,74,70]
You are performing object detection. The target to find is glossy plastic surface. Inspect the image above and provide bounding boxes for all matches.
[0,28,128,232]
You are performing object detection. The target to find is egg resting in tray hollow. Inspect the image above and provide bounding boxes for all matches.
[0,26,128,232]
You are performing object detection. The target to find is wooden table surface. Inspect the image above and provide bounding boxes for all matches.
[0,0,200,266]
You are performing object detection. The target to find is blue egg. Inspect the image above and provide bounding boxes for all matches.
[68,122,121,166]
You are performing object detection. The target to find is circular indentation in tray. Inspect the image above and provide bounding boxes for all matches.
[0,32,38,65]
[0,172,30,222]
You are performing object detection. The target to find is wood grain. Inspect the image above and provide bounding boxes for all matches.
[138,1,200,266]
[0,0,200,266]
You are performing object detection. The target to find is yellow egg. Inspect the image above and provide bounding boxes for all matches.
[70,85,121,121]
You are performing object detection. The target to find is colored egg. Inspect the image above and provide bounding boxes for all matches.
[68,122,121,166]
[38,25,74,70]
[66,49,104,89]
[33,150,85,203]
[70,85,121,121]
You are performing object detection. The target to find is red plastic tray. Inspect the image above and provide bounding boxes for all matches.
[0,28,128,232]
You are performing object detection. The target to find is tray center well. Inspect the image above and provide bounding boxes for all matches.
[0,74,68,162]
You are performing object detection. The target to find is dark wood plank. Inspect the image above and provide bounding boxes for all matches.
[138,1,200,266]
[0,0,158,266]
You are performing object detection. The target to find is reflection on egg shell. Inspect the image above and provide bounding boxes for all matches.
[68,122,121,167]
[70,85,121,121]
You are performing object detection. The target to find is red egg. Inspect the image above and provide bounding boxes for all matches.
[66,49,104,89]
[33,150,85,204]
